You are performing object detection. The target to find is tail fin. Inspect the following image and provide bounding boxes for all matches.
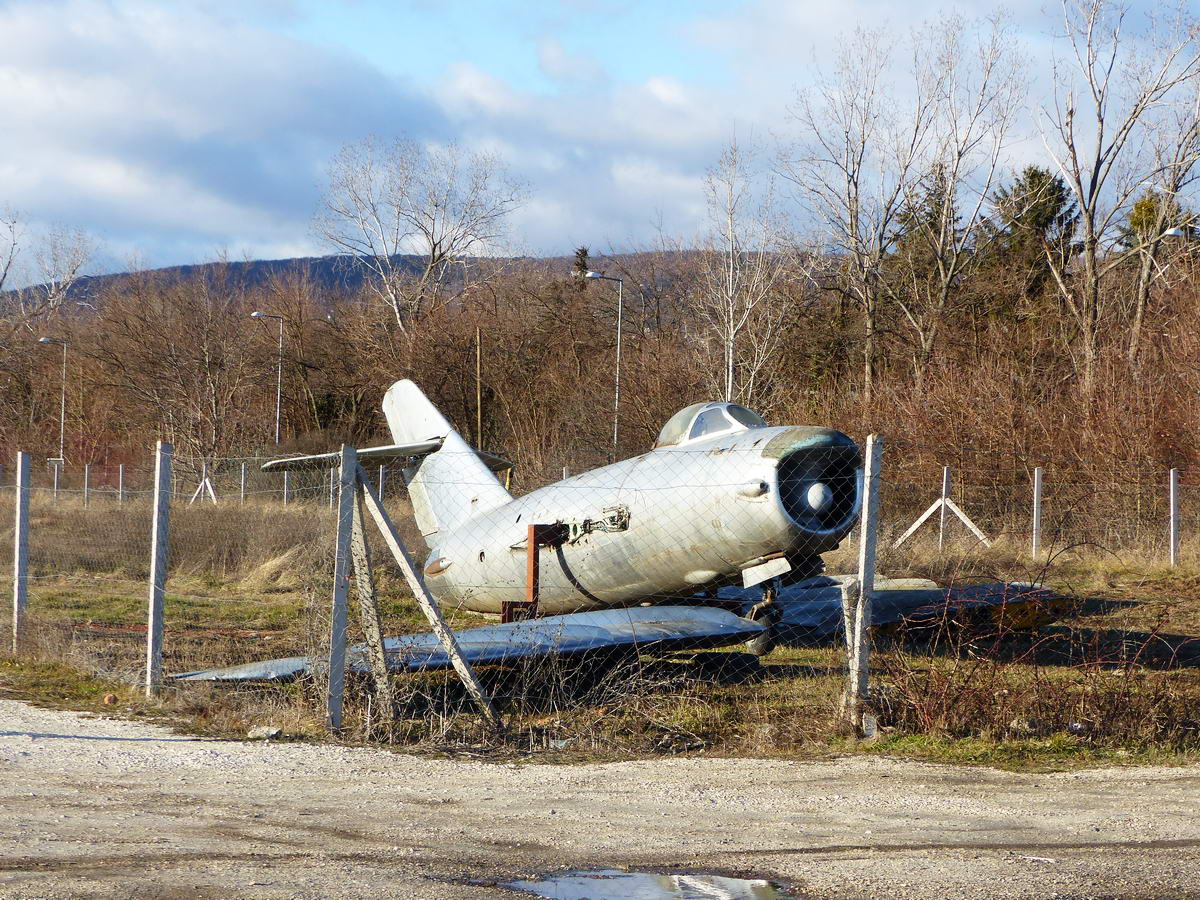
[381,380,512,540]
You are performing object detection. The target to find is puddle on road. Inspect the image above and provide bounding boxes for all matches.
[504,868,796,899]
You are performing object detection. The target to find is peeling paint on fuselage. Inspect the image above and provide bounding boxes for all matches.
[420,425,861,616]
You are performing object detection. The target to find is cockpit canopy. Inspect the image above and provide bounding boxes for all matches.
[654,402,768,448]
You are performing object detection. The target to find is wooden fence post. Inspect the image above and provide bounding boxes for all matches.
[145,442,172,697]
[11,453,30,652]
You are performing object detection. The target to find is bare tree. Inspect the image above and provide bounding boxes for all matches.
[1125,77,1200,362]
[784,27,938,405]
[0,215,94,327]
[884,14,1025,389]
[1040,0,1200,396]
[691,138,788,407]
[316,137,526,333]
[0,210,17,296]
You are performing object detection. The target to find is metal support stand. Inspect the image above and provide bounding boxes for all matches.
[502,524,563,624]
[188,460,218,505]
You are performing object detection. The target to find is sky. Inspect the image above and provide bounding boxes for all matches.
[0,0,1169,277]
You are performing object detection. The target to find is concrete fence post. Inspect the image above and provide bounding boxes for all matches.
[282,470,291,506]
[1169,468,1180,568]
[843,433,883,736]
[326,445,356,732]
[1031,466,1044,559]
[83,463,90,507]
[11,453,30,652]
[377,464,385,501]
[938,465,951,551]
[145,441,172,698]
[51,460,61,501]
[239,462,247,505]
[118,464,125,504]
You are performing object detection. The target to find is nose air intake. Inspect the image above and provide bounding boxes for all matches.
[776,441,861,536]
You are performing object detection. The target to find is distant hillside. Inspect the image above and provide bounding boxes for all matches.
[8,252,584,310]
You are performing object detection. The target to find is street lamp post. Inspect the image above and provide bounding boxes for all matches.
[584,271,624,454]
[37,337,68,463]
[250,312,285,444]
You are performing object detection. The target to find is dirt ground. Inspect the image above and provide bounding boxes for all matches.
[2,699,1200,900]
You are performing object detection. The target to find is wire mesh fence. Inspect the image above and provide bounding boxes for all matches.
[3,430,1199,749]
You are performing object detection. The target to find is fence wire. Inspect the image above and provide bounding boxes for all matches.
[3,435,1198,747]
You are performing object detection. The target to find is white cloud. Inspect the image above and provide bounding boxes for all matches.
[537,37,603,83]
[0,0,442,268]
[0,0,1121,273]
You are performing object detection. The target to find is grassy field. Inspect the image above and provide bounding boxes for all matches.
[2,498,1200,769]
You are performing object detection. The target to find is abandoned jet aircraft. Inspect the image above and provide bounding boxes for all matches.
[174,381,863,681]
[175,380,1061,684]
[370,379,862,617]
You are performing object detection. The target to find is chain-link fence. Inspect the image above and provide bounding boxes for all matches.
[3,429,1198,748]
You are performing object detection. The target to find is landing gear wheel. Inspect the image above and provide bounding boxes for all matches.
[745,583,781,657]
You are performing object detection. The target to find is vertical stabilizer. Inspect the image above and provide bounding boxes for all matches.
[381,380,511,540]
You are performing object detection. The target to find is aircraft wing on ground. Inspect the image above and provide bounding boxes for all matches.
[171,606,765,683]
[717,577,1062,638]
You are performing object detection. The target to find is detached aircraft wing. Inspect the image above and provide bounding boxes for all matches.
[171,606,766,683]
[260,440,513,474]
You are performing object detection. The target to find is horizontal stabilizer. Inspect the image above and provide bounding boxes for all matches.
[170,606,765,683]
[261,441,512,473]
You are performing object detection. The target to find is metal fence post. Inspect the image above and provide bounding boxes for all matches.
[145,441,172,698]
[11,453,30,652]
[51,460,60,501]
[1169,468,1180,568]
[377,464,385,501]
[1031,466,1043,559]
[328,467,335,509]
[938,465,951,551]
[239,462,247,505]
[843,434,882,736]
[327,445,356,732]
[118,464,125,504]
[282,470,290,506]
[83,463,90,507]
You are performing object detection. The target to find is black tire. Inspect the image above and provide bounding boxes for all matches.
[745,602,780,656]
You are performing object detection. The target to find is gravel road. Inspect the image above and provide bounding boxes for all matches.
[2,698,1199,899]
